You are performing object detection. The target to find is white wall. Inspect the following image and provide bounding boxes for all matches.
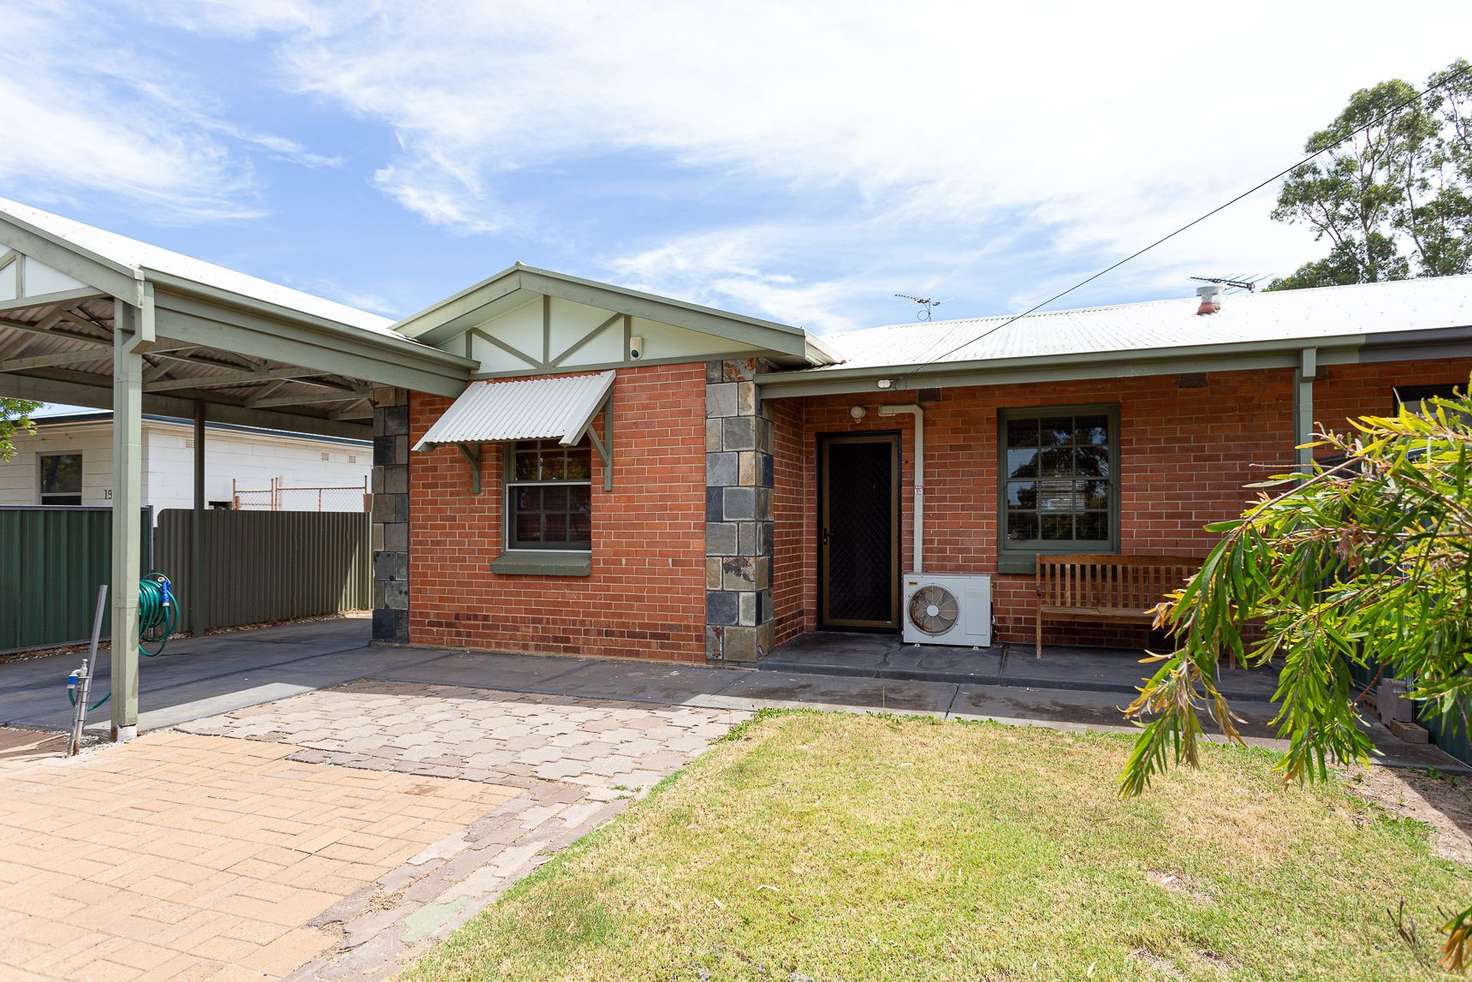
[0,421,114,506]
[0,418,370,516]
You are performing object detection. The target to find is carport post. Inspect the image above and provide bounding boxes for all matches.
[110,300,145,741]
[191,401,206,635]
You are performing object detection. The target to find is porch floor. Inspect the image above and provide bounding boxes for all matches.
[762,631,1280,701]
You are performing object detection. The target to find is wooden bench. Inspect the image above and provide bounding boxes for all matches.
[1034,554,1199,657]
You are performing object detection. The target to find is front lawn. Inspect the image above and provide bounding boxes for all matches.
[408,711,1472,980]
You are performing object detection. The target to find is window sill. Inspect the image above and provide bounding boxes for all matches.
[998,548,1118,576]
[997,554,1038,576]
[490,552,592,577]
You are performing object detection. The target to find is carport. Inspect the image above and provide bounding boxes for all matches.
[0,199,473,740]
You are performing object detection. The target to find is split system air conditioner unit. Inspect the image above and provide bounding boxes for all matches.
[902,573,992,647]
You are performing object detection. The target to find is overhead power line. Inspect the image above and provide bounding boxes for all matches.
[905,59,1472,374]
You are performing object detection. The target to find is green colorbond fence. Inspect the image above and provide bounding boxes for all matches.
[153,509,371,633]
[0,506,153,654]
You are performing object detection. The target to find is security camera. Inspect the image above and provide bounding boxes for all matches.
[628,336,644,360]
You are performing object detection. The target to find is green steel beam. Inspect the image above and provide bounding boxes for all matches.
[111,302,143,741]
[153,290,471,397]
[0,372,372,440]
[0,287,106,313]
[145,365,329,394]
[147,274,473,370]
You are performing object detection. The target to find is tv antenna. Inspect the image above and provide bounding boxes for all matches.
[895,293,942,321]
[1189,274,1261,294]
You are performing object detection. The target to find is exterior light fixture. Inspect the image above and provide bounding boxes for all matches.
[877,378,893,389]
[849,405,867,420]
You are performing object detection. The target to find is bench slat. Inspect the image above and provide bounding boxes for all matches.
[1033,554,1197,657]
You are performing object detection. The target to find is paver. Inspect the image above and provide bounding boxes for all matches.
[0,676,746,981]
[171,679,747,979]
[0,732,518,981]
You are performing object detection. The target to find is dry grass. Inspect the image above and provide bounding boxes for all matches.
[407,711,1472,980]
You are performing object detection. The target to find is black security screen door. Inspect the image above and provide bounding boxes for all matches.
[819,433,900,630]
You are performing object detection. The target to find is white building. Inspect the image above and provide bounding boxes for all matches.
[0,411,371,516]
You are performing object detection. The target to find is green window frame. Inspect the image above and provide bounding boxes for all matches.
[502,439,593,552]
[997,404,1119,574]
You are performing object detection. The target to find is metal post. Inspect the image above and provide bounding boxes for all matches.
[110,301,144,741]
[69,585,108,756]
[191,401,206,636]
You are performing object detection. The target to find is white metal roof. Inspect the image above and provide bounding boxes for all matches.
[0,197,395,335]
[413,370,616,450]
[811,274,1472,373]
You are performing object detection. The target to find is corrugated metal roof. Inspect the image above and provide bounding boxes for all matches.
[413,371,616,450]
[0,197,395,335]
[808,274,1472,373]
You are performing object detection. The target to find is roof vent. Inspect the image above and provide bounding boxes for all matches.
[1195,284,1222,315]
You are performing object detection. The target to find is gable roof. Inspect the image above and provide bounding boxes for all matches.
[0,197,395,335]
[392,262,839,367]
[803,274,1472,376]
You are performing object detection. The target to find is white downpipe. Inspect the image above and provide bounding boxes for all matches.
[878,404,923,573]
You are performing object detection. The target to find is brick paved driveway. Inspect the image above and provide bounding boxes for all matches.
[0,681,747,981]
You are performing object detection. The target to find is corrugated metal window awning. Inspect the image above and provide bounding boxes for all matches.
[413,370,616,492]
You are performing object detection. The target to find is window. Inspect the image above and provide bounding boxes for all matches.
[39,453,83,506]
[999,405,1118,571]
[1395,383,1467,419]
[505,439,592,550]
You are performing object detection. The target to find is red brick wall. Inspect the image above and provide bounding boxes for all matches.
[408,363,708,661]
[769,397,806,645]
[405,355,1469,662]
[783,369,1298,646]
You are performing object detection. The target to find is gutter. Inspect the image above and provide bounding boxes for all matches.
[757,332,1375,386]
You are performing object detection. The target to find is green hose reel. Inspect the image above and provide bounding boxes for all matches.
[138,572,179,659]
[67,572,181,712]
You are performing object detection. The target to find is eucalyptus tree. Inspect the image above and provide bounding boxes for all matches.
[1269,59,1472,290]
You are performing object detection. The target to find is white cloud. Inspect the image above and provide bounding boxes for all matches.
[216,0,1472,325]
[0,1,344,222]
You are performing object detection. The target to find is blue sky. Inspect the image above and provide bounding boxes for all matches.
[4,1,1470,345]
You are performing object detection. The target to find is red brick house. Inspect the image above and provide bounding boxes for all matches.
[371,265,1472,664]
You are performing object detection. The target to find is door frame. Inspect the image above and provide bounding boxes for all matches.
[816,431,902,631]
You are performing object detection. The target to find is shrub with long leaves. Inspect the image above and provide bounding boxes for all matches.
[1118,383,1472,967]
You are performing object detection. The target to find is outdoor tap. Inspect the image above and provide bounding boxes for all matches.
[67,662,88,694]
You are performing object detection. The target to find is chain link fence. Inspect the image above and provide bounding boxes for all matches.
[231,477,370,512]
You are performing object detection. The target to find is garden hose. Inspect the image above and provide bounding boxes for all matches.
[67,572,180,712]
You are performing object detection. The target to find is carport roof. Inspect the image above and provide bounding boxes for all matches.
[0,199,476,438]
[0,197,394,335]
